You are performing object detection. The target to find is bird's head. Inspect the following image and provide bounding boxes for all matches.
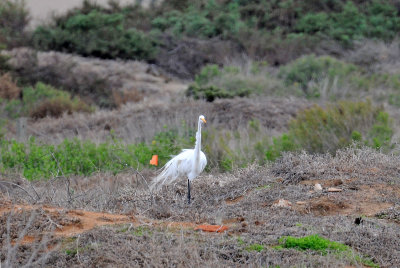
[199,115,206,125]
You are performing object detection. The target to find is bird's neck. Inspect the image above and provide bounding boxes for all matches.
[194,120,202,157]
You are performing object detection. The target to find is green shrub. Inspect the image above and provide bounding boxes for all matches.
[194,64,221,86]
[288,100,393,153]
[152,1,243,39]
[279,55,358,98]
[264,101,394,160]
[278,55,400,101]
[265,134,299,161]
[33,10,157,60]
[187,63,279,101]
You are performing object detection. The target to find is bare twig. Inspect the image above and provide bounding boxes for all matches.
[50,153,73,203]
[45,214,63,230]
[0,181,36,203]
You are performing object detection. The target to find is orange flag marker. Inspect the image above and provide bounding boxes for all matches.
[150,155,158,166]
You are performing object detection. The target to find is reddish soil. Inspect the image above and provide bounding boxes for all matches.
[195,225,229,233]
[0,202,230,245]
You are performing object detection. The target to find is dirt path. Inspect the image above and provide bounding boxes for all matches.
[0,202,229,245]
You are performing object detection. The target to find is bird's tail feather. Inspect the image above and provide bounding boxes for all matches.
[149,158,181,190]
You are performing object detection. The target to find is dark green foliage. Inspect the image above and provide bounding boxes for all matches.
[151,1,243,39]
[31,0,400,64]
[186,84,251,102]
[33,10,157,60]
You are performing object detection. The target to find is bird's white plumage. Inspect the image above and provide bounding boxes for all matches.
[150,115,207,190]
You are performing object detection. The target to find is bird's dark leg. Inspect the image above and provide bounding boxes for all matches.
[187,179,191,204]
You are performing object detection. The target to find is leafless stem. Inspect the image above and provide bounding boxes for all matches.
[51,153,73,203]
[0,181,36,203]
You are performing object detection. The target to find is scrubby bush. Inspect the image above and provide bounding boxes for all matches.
[266,100,394,161]
[289,100,393,153]
[0,82,92,119]
[186,63,282,101]
[152,1,243,39]
[279,55,359,98]
[33,10,157,61]
[0,0,29,47]
[278,55,400,100]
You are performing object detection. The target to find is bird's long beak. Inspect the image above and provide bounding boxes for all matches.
[201,118,207,124]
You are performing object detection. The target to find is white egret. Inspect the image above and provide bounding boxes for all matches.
[150,115,207,204]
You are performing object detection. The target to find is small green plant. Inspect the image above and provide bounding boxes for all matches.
[276,234,379,267]
[256,185,271,190]
[237,237,245,246]
[132,226,148,237]
[246,243,264,252]
[277,234,348,254]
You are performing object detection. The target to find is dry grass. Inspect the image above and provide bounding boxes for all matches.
[18,97,309,144]
[0,208,56,267]
[29,97,92,119]
[345,39,400,74]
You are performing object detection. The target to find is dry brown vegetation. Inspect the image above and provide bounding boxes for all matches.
[12,97,309,144]
[29,97,92,119]
[0,72,20,100]
[1,147,399,267]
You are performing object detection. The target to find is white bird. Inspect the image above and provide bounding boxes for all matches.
[150,115,207,204]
